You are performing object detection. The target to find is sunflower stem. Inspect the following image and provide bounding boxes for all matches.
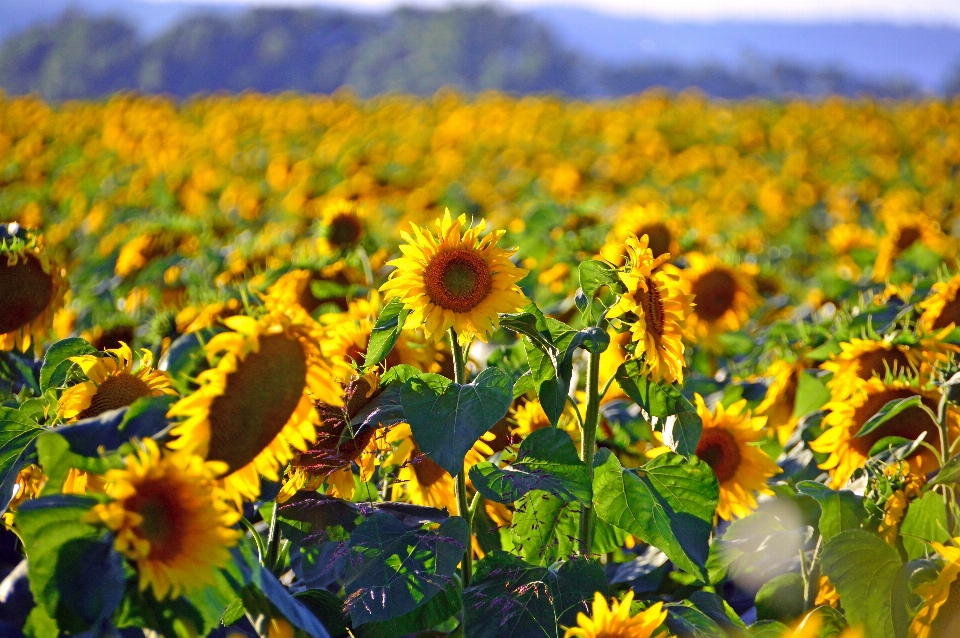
[578,349,601,556]
[265,501,282,574]
[937,392,955,534]
[449,328,473,588]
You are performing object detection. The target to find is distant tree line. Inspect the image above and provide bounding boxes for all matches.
[0,6,936,101]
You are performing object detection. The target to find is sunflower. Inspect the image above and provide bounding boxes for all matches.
[910,539,960,638]
[878,464,925,545]
[2,464,45,528]
[821,336,943,403]
[315,199,368,255]
[598,329,631,400]
[601,201,683,265]
[755,360,804,445]
[58,343,176,422]
[692,394,781,521]
[919,275,960,334]
[319,293,441,380]
[874,212,952,282]
[608,233,691,383]
[167,313,341,502]
[87,439,240,600]
[380,210,528,344]
[677,253,759,345]
[811,378,958,488]
[175,299,243,334]
[511,398,579,444]
[386,422,494,512]
[263,266,356,316]
[564,591,670,638]
[0,225,68,353]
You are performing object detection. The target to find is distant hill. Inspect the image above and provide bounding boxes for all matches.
[0,5,945,101]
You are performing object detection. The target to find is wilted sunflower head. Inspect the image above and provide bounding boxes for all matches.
[380,210,528,344]
[316,199,368,254]
[167,312,341,502]
[678,253,759,345]
[87,439,240,600]
[58,343,176,422]
[0,224,68,354]
[811,378,957,488]
[692,394,780,521]
[609,233,692,383]
[564,591,669,638]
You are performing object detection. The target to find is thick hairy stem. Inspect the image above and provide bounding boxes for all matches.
[450,328,473,586]
[578,349,601,555]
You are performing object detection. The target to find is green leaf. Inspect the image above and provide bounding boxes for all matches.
[343,513,468,626]
[365,298,410,368]
[855,396,934,438]
[663,603,727,638]
[401,367,513,475]
[614,362,702,455]
[15,495,120,634]
[293,590,349,638]
[468,428,590,504]
[464,551,608,638]
[578,260,626,321]
[0,407,43,514]
[900,491,950,560]
[39,338,96,392]
[820,529,901,638]
[749,621,791,637]
[36,431,120,496]
[353,583,460,638]
[754,573,805,624]
[379,363,422,387]
[593,449,718,580]
[792,372,831,420]
[931,453,960,486]
[796,481,866,540]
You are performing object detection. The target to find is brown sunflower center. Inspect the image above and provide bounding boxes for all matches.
[895,226,922,252]
[0,254,54,335]
[206,333,308,474]
[933,295,960,331]
[638,276,666,339]
[126,480,185,562]
[849,389,940,457]
[77,373,153,421]
[855,348,915,381]
[424,248,492,313]
[92,325,137,351]
[328,213,363,248]
[691,269,737,323]
[412,453,447,488]
[639,222,672,259]
[696,428,741,483]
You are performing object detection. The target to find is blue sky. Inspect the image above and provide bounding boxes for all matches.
[143,0,960,26]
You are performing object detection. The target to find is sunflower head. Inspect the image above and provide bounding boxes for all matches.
[910,539,960,638]
[316,199,367,254]
[755,359,804,445]
[564,591,670,638]
[87,439,241,600]
[58,343,176,422]
[380,210,528,344]
[678,253,759,345]
[693,394,781,520]
[609,233,692,383]
[167,313,340,502]
[919,274,960,335]
[0,224,68,353]
[873,211,952,282]
[601,201,683,265]
[820,336,941,402]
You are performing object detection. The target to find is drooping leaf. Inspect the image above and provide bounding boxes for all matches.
[468,428,590,504]
[343,512,468,626]
[463,551,608,638]
[39,338,96,392]
[820,530,901,638]
[593,449,718,580]
[365,298,410,369]
[401,367,513,475]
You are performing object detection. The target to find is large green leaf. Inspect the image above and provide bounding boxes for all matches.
[401,367,513,475]
[39,338,96,392]
[614,360,701,456]
[593,449,718,580]
[820,530,901,638]
[899,491,950,560]
[468,428,590,504]
[464,551,608,638]
[365,297,410,368]
[343,512,468,626]
[0,407,44,514]
[796,481,865,540]
[15,495,123,634]
[791,371,831,420]
[353,583,461,638]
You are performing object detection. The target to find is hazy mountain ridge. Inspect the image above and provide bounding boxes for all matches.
[0,4,954,101]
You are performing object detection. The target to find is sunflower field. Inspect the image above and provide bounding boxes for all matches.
[3,90,960,638]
